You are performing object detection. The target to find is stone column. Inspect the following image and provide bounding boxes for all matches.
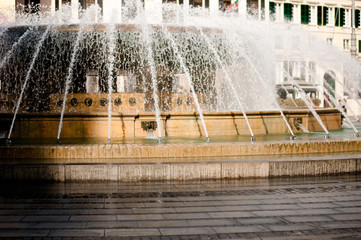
[103,0,122,22]
[145,0,162,24]
[275,2,283,22]
[209,0,218,16]
[265,0,270,21]
[237,0,246,17]
[71,0,79,23]
[50,0,56,14]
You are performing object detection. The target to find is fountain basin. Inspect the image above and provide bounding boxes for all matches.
[0,139,359,181]
[0,109,341,139]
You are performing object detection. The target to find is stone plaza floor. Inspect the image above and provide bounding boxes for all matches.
[0,175,361,239]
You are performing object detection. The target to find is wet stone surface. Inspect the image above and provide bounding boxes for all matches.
[0,175,361,239]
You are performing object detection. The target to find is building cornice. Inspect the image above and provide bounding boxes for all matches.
[290,0,303,3]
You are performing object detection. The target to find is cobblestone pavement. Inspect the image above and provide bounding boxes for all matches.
[0,175,361,239]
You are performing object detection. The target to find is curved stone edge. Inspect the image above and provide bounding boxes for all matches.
[0,157,360,181]
[0,139,360,160]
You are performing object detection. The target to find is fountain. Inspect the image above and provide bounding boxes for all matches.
[0,2,360,181]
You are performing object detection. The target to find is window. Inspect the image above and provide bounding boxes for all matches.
[55,0,71,11]
[79,0,103,10]
[189,0,202,7]
[327,38,333,45]
[284,3,293,21]
[205,0,209,8]
[300,61,306,80]
[308,62,316,84]
[24,0,40,13]
[343,39,350,50]
[301,5,309,24]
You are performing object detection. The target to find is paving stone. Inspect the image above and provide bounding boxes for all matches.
[252,210,298,217]
[22,215,70,222]
[70,215,117,221]
[117,214,165,221]
[187,219,236,227]
[0,216,24,222]
[235,217,283,225]
[88,209,133,214]
[264,223,315,231]
[258,204,302,210]
[336,207,361,213]
[138,220,189,228]
[296,208,342,215]
[336,201,361,207]
[48,229,104,237]
[209,211,256,218]
[216,205,261,211]
[105,229,161,237]
[87,221,138,229]
[159,227,216,235]
[319,223,361,229]
[173,207,218,213]
[283,216,334,223]
[297,203,340,209]
[212,226,264,234]
[132,208,176,214]
[298,197,337,203]
[1,176,361,238]
[330,213,361,221]
[162,213,210,220]
[0,230,50,237]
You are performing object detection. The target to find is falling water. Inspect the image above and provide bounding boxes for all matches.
[280,83,298,107]
[319,83,360,136]
[298,124,309,133]
[162,25,210,141]
[323,79,360,121]
[0,27,32,69]
[138,3,163,142]
[106,24,117,144]
[7,26,51,142]
[195,27,254,140]
[327,71,361,120]
[226,32,295,138]
[288,76,330,138]
[57,27,84,143]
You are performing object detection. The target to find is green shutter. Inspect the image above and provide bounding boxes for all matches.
[359,40,361,53]
[270,2,276,21]
[317,6,322,25]
[335,8,340,26]
[284,3,293,21]
[340,8,345,26]
[323,6,327,25]
[356,10,360,28]
[301,5,309,24]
